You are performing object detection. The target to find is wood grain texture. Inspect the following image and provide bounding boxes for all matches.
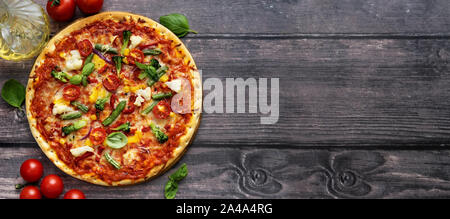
[32,0,450,35]
[1,39,450,147]
[1,146,450,199]
[1,0,450,199]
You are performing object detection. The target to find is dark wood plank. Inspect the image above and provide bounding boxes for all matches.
[1,146,450,198]
[32,0,450,35]
[1,38,450,147]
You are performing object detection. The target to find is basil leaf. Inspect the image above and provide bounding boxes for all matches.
[164,163,188,199]
[159,13,197,38]
[84,53,94,64]
[1,79,25,108]
[82,62,95,76]
[164,179,178,199]
[169,163,188,181]
[105,132,128,149]
[69,74,83,85]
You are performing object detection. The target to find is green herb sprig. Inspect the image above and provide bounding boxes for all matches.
[164,163,188,199]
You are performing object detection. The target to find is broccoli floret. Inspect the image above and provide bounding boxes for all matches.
[150,123,168,143]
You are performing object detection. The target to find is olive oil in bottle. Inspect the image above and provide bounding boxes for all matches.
[0,0,50,61]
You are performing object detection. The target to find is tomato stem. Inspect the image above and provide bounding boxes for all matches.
[51,0,60,7]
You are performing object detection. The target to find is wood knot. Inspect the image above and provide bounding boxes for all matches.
[249,169,267,185]
[337,170,357,187]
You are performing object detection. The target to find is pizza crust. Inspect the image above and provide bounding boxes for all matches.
[26,11,202,186]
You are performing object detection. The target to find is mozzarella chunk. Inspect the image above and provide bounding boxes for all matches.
[134,95,145,106]
[134,87,151,106]
[136,87,151,100]
[165,79,182,93]
[129,35,143,49]
[65,50,83,71]
[70,146,94,157]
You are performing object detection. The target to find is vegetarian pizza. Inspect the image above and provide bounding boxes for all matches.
[25,12,202,186]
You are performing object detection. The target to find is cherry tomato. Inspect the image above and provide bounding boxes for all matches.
[20,186,42,199]
[40,174,64,199]
[46,0,76,22]
[63,189,86,199]
[20,159,43,183]
[76,0,103,14]
[122,94,137,114]
[77,39,93,57]
[102,74,121,92]
[153,100,171,119]
[63,85,81,101]
[89,127,106,145]
[126,49,144,65]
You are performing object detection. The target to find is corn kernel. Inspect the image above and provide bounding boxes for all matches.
[123,78,131,86]
[159,74,169,82]
[90,114,97,120]
[123,86,130,93]
[123,57,129,64]
[59,52,66,59]
[85,139,93,146]
[130,84,146,92]
[59,138,66,144]
[123,49,130,56]
[169,112,175,117]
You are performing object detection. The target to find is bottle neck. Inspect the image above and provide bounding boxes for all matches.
[0,0,8,25]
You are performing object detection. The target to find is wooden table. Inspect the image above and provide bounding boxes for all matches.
[1,0,450,199]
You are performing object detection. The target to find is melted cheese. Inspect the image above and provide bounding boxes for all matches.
[70,146,94,157]
[122,148,140,166]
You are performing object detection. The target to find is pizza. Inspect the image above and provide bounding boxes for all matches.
[25,12,202,186]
